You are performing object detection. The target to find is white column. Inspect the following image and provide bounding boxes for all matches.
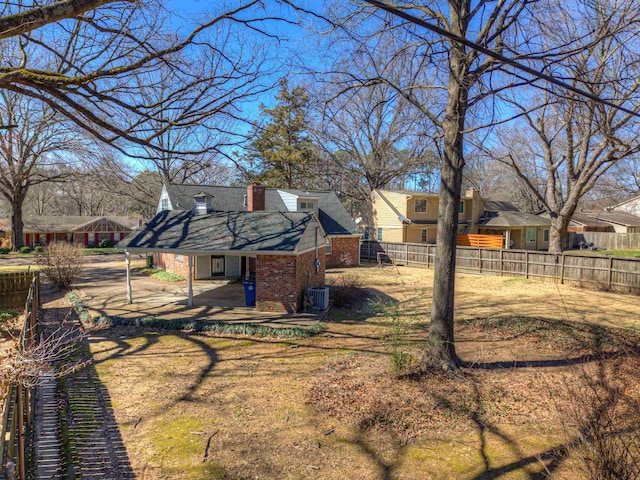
[125,250,132,304]
[505,230,511,250]
[245,256,250,278]
[188,255,193,307]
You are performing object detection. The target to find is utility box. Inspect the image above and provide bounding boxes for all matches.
[308,287,329,310]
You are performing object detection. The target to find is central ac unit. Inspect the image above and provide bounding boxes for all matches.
[308,287,330,310]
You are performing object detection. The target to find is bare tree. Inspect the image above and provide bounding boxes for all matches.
[490,1,640,253]
[0,92,82,250]
[310,64,439,221]
[321,1,543,369]
[0,1,284,156]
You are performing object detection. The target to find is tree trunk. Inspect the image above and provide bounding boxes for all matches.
[11,198,25,251]
[549,213,570,253]
[420,47,468,371]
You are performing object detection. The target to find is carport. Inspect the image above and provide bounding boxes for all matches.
[117,209,327,313]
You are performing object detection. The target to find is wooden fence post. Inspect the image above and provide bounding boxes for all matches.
[608,256,614,289]
[405,243,409,265]
[18,386,25,480]
[499,249,504,276]
[525,251,529,279]
[478,247,482,273]
[560,254,565,284]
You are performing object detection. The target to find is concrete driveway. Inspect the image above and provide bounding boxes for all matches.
[73,259,322,327]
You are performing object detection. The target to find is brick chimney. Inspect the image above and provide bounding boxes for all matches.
[247,182,266,211]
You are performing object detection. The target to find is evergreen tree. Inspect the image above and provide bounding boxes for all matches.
[243,79,319,189]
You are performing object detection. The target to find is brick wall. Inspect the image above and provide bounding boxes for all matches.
[153,252,190,279]
[256,248,325,313]
[326,236,360,268]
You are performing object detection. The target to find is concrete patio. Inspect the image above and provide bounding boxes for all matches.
[74,259,323,328]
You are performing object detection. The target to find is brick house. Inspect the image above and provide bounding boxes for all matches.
[118,206,326,313]
[0,216,136,247]
[156,183,361,269]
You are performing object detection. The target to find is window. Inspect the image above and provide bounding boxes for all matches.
[414,199,427,213]
[299,201,314,210]
[459,202,465,214]
[364,229,370,240]
[161,198,169,210]
[377,228,383,241]
[543,229,549,242]
[325,238,333,255]
[421,229,428,243]
[176,254,184,261]
[526,228,537,243]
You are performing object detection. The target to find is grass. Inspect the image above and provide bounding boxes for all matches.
[571,248,640,258]
[75,265,640,479]
[133,267,185,282]
[0,265,41,273]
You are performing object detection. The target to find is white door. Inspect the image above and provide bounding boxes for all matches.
[211,256,225,276]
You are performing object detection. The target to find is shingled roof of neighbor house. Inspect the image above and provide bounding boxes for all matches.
[0,216,136,232]
[163,184,359,236]
[117,210,319,254]
[477,211,551,228]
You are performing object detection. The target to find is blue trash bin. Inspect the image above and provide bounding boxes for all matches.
[242,279,256,307]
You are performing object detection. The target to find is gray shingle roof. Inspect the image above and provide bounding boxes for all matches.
[117,210,315,253]
[0,216,136,232]
[575,211,640,227]
[477,211,551,228]
[482,200,519,212]
[164,184,359,236]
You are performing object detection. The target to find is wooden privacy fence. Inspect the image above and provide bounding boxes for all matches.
[0,274,40,480]
[360,240,640,291]
[0,272,34,310]
[570,232,640,250]
[457,234,504,249]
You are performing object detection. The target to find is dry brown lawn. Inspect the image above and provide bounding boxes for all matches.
[86,265,640,479]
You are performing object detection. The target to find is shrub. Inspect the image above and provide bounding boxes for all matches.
[98,238,114,248]
[19,246,31,254]
[34,245,44,253]
[330,274,367,308]
[38,242,85,290]
[0,247,9,254]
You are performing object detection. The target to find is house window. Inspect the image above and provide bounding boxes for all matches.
[377,228,383,241]
[459,202,465,214]
[526,228,537,243]
[421,229,428,243]
[326,237,333,255]
[414,199,427,213]
[543,229,550,242]
[161,198,169,210]
[176,254,184,261]
[364,229,370,240]
[299,201,314,210]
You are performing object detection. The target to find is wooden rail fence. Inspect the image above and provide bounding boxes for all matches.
[1,274,40,480]
[360,241,640,291]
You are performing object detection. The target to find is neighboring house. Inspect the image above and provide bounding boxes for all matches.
[118,198,326,313]
[609,194,640,216]
[568,213,616,233]
[369,189,484,243]
[369,190,552,250]
[477,201,551,250]
[568,211,640,234]
[1,216,136,247]
[156,183,361,269]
